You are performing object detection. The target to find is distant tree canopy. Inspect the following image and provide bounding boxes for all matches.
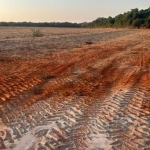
[0,22,81,28]
[83,7,150,28]
[0,7,149,28]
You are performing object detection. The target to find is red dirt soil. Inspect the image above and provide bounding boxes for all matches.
[0,28,150,150]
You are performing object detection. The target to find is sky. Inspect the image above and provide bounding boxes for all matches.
[0,0,149,23]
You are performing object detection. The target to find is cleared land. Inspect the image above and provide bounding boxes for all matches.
[0,27,150,150]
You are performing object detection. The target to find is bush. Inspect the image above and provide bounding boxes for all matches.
[132,19,144,28]
[31,29,43,37]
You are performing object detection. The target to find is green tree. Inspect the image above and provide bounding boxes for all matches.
[132,19,143,28]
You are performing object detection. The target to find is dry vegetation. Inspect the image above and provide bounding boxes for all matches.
[0,27,150,150]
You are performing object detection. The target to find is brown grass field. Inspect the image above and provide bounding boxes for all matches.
[0,27,150,150]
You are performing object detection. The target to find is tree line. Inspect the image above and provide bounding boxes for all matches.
[0,22,81,28]
[0,7,149,28]
[83,7,150,28]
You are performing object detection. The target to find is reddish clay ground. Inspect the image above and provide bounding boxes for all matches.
[0,28,150,150]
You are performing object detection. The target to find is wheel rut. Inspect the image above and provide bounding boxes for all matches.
[0,30,150,150]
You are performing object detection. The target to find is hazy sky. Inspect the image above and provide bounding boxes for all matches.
[0,0,149,22]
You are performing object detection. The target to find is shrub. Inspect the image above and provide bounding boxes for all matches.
[31,29,43,37]
[132,19,144,28]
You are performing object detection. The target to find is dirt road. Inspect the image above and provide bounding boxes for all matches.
[0,28,150,150]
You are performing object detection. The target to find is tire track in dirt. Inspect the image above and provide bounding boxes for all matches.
[0,29,150,150]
